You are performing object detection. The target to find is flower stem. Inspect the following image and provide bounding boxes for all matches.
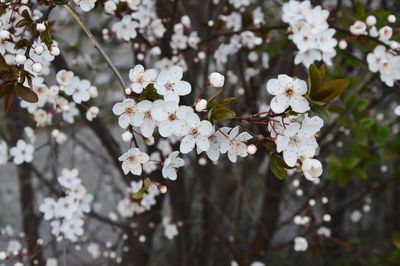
[63,4,127,93]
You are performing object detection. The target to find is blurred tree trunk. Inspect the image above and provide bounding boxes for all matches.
[393,177,400,233]
[169,171,191,266]
[198,164,214,266]
[244,168,283,264]
[6,98,43,266]
[121,197,163,266]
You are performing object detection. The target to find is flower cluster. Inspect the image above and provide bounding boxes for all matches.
[170,16,200,51]
[39,168,93,241]
[109,0,166,42]
[348,15,400,86]
[267,75,324,181]
[19,69,99,126]
[113,66,257,182]
[282,0,337,67]
[366,45,400,87]
[117,180,160,218]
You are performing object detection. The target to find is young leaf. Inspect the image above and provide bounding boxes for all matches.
[4,91,14,112]
[310,102,330,121]
[0,54,8,72]
[16,84,38,103]
[308,64,323,97]
[131,178,152,200]
[139,84,161,101]
[270,153,287,180]
[314,79,350,103]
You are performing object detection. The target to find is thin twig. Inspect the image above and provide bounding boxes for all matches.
[63,4,127,94]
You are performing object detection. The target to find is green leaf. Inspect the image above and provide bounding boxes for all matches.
[312,79,350,103]
[0,54,8,72]
[208,107,236,121]
[355,1,366,19]
[139,84,161,101]
[40,31,53,45]
[343,156,361,170]
[219,97,236,106]
[270,153,287,180]
[131,178,152,200]
[308,64,323,98]
[16,84,38,103]
[351,126,368,146]
[310,102,330,121]
[360,117,375,128]
[15,39,29,49]
[372,126,390,146]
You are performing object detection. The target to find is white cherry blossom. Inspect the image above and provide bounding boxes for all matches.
[111,15,138,41]
[39,198,58,220]
[60,216,84,241]
[135,100,156,137]
[266,75,310,114]
[74,0,97,12]
[276,122,318,167]
[154,66,191,102]
[64,77,91,104]
[162,151,185,180]
[56,196,79,220]
[129,65,157,93]
[9,140,34,165]
[57,168,81,189]
[302,158,323,181]
[220,126,252,162]
[151,100,189,137]
[179,113,213,154]
[294,237,308,251]
[118,148,150,175]
[112,99,139,129]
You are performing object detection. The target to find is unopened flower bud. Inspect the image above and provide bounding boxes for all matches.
[50,46,60,56]
[15,54,26,65]
[247,144,257,155]
[122,131,133,142]
[0,30,11,40]
[209,72,225,87]
[195,99,207,112]
[125,87,132,95]
[338,39,347,50]
[36,23,46,32]
[32,62,43,73]
[159,185,167,194]
[388,14,396,23]
[34,45,44,55]
[365,15,376,26]
[51,129,60,137]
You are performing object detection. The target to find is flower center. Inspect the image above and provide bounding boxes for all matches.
[289,136,299,144]
[308,166,318,177]
[127,156,137,163]
[190,128,199,137]
[168,113,176,121]
[165,82,174,91]
[138,74,145,84]
[125,107,133,114]
[285,86,294,96]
